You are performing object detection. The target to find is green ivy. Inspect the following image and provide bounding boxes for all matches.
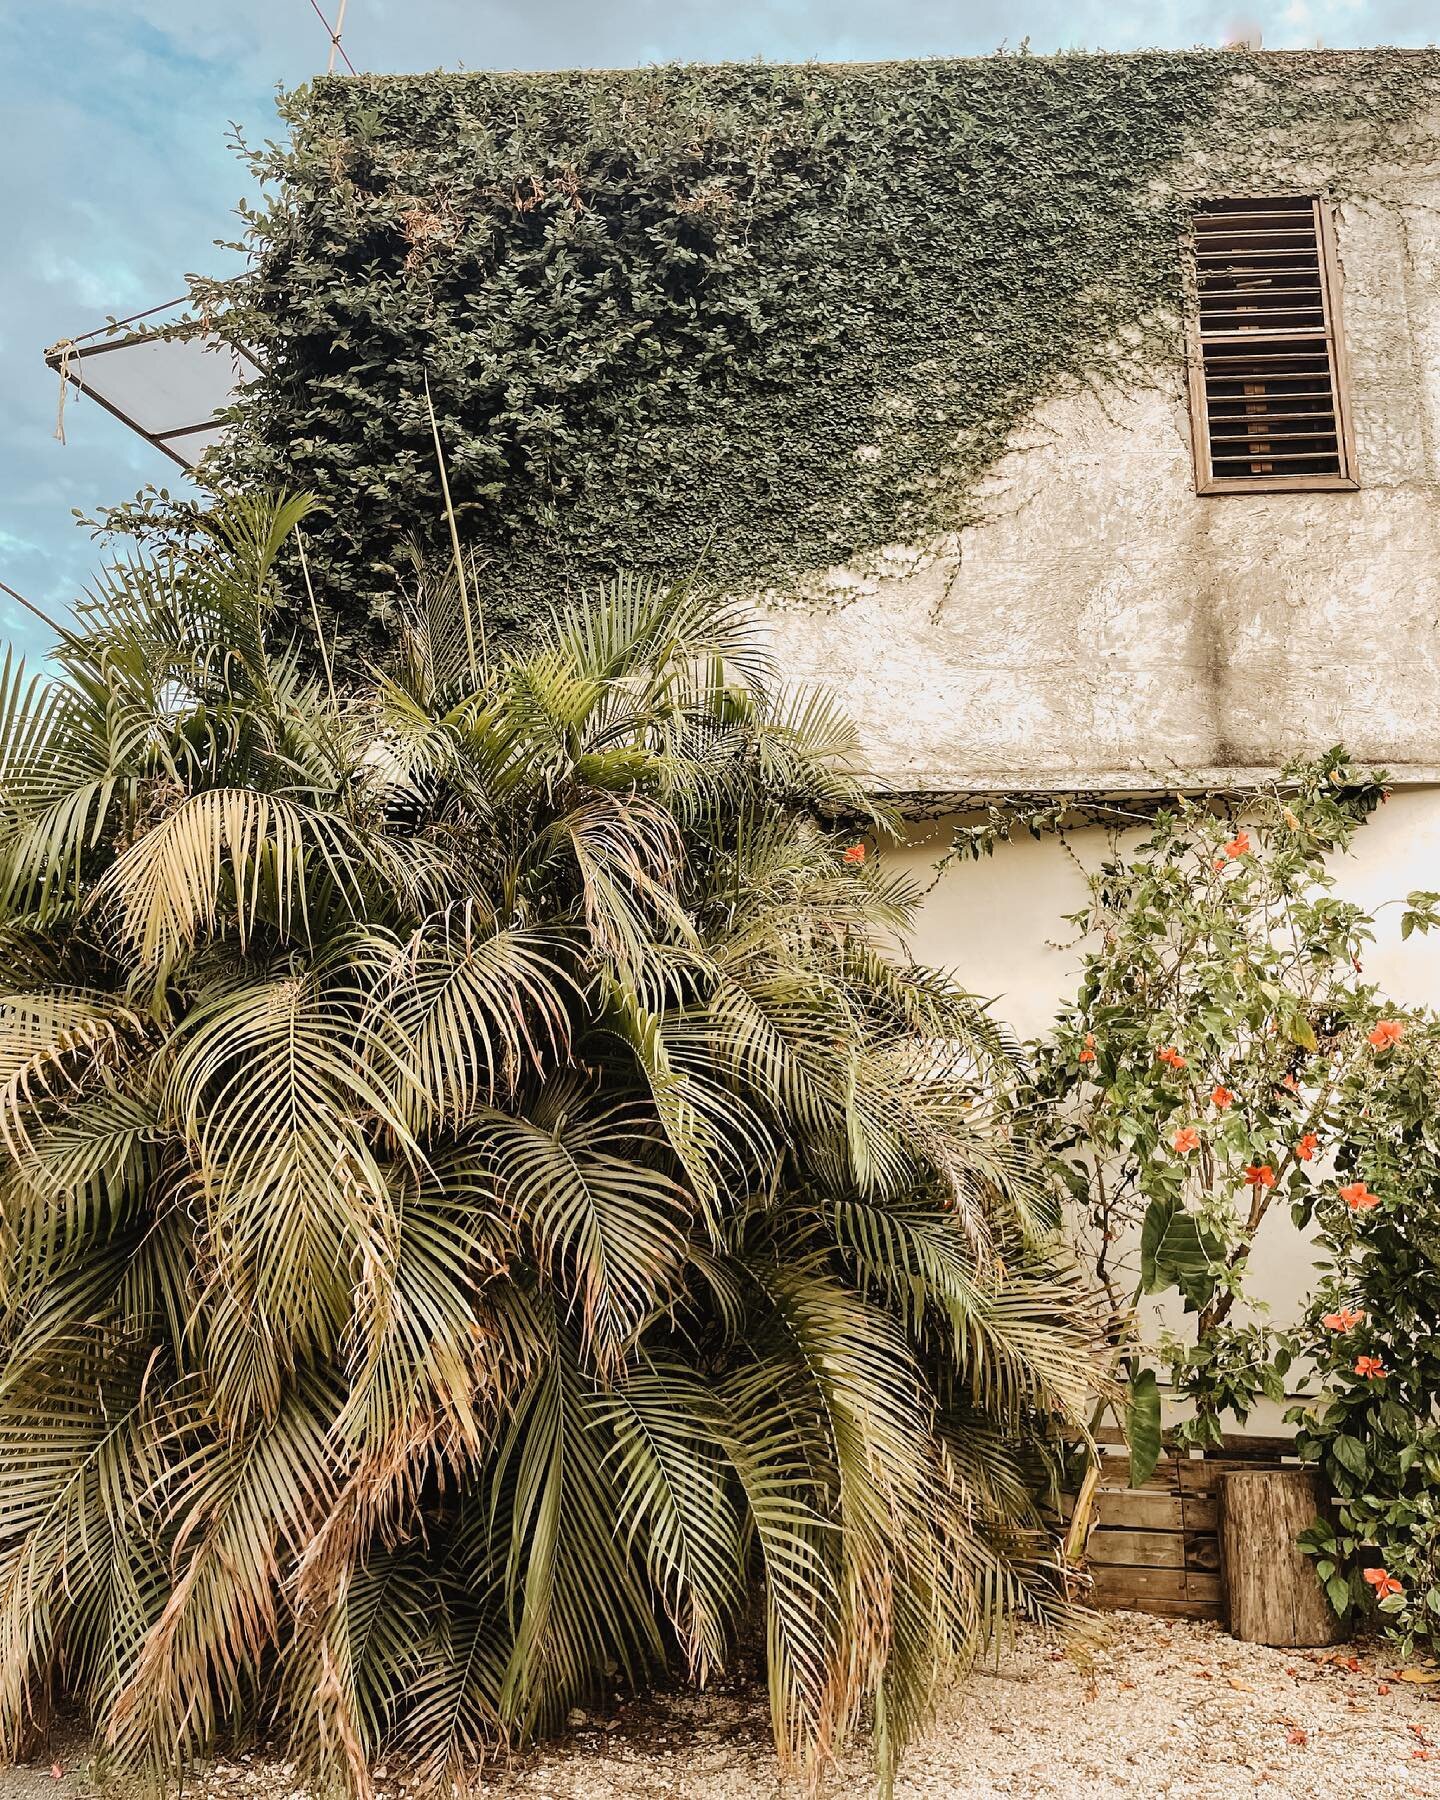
[191,49,1440,653]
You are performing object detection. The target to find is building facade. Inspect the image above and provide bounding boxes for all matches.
[58,48,1440,1417]
[750,120,1440,1394]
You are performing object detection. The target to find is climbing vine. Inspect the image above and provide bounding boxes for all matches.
[179,48,1440,653]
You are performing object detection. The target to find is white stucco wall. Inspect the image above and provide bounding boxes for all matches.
[893,788,1440,1041]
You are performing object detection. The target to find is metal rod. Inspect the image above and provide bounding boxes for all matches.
[328,0,350,74]
[307,0,357,74]
[46,295,191,353]
[0,577,69,640]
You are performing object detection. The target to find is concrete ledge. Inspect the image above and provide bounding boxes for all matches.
[880,765,1440,812]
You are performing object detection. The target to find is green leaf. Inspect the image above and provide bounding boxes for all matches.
[1139,1196,1217,1309]
[1331,1435,1368,1479]
[1125,1368,1163,1489]
[1326,1573,1353,1617]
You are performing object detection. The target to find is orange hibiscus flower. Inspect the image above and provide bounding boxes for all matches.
[1079,1030,1096,1065]
[1354,1354,1386,1380]
[843,844,866,866]
[1296,1131,1320,1163]
[1363,1567,1404,1599]
[1157,1046,1187,1070]
[1222,830,1251,859]
[1210,1085,1234,1111]
[1339,1181,1379,1212]
[1321,1306,1365,1332]
[1172,1126,1200,1155]
[1368,1019,1404,1051]
[1243,1163,1276,1190]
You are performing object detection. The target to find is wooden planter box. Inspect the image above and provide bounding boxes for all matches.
[1065,1435,1299,1624]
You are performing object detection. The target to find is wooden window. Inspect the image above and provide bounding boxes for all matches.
[1186,196,1357,494]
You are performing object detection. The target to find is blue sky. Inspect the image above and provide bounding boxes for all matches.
[2,0,1435,659]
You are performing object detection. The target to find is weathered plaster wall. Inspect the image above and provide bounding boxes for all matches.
[763,182,1440,793]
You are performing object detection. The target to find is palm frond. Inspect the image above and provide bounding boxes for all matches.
[167,966,413,1364]
[467,1086,691,1372]
[106,1364,341,1781]
[0,498,1101,1797]
[376,908,575,1130]
[593,1359,746,1682]
[93,789,377,966]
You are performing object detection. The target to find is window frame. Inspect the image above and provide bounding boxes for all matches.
[1184,196,1359,496]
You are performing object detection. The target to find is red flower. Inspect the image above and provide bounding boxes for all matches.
[1213,858,1226,872]
[1210,1085,1234,1110]
[1172,1126,1200,1154]
[1363,1567,1404,1599]
[1222,830,1251,859]
[1079,1030,1096,1065]
[1339,1181,1379,1212]
[1368,1019,1404,1051]
[843,843,866,866]
[1321,1306,1365,1332]
[1157,1046,1187,1070]
[1243,1163,1276,1190]
[1296,1131,1320,1163]
[1354,1354,1386,1380]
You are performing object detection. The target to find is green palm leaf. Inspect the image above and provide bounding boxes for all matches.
[468,1086,691,1371]
[167,966,414,1358]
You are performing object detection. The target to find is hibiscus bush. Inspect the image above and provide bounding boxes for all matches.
[1028,752,1398,1475]
[1289,1011,1440,1654]
[1028,753,1440,1645]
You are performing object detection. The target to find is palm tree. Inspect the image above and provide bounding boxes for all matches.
[0,494,1099,1796]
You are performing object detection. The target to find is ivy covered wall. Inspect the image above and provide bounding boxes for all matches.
[208,50,1440,651]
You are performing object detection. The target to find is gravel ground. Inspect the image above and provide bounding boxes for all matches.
[8,1614,1440,1800]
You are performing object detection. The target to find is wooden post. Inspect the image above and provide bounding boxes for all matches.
[1220,1469,1344,1647]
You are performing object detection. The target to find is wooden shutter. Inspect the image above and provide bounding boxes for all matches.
[1186,197,1357,494]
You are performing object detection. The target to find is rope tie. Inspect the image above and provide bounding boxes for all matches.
[52,339,76,444]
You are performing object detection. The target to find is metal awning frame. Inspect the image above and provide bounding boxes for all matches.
[45,300,263,470]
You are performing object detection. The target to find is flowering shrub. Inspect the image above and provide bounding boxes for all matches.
[1029,745,1440,1476]
[1029,751,1398,1475]
[1029,749,1440,1645]
[1289,1012,1440,1653]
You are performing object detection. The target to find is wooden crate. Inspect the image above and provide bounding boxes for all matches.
[1065,1436,1297,1623]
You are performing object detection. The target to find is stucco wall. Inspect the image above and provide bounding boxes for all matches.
[763,180,1440,793]
[893,788,1440,1043]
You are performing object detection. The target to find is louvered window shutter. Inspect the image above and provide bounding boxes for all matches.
[1187,197,1357,493]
